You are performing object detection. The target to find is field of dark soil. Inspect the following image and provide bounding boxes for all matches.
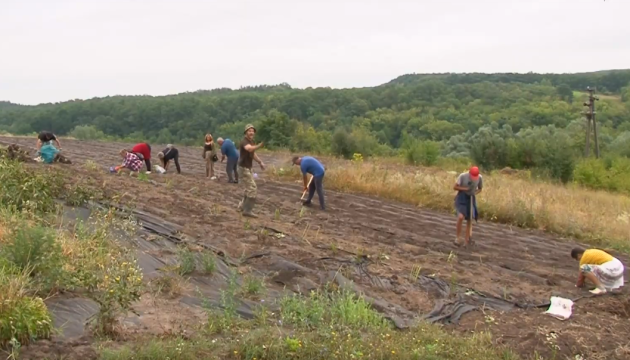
[2,136,629,360]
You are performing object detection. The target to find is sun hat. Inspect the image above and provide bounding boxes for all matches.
[244,124,256,134]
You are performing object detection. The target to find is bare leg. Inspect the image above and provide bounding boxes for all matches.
[455,213,464,244]
[583,271,605,290]
[205,154,210,177]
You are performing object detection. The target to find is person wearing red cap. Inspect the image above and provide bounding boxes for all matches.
[453,166,483,247]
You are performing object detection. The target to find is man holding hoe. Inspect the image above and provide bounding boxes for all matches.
[238,124,266,218]
[292,155,326,211]
[454,166,482,247]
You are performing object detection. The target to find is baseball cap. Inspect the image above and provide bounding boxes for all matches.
[469,166,480,180]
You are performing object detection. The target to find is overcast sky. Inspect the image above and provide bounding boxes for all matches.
[1,0,628,105]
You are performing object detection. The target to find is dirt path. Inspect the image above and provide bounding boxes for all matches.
[3,136,630,360]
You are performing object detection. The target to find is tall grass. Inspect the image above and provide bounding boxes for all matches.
[0,261,52,348]
[270,159,630,252]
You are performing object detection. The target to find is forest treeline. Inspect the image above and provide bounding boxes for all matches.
[2,70,630,191]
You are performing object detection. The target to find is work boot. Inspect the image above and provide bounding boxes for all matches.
[242,197,258,218]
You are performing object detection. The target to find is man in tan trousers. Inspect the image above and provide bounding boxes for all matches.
[238,124,266,217]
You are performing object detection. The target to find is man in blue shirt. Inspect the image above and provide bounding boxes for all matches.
[292,155,326,210]
[217,137,239,183]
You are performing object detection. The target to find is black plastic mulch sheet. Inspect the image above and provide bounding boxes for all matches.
[47,203,598,339]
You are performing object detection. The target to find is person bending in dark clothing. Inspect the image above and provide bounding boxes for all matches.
[37,131,61,151]
[157,144,181,174]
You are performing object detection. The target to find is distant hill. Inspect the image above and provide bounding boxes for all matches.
[386,70,630,93]
[0,101,26,110]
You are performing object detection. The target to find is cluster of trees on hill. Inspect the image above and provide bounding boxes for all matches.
[2,70,630,189]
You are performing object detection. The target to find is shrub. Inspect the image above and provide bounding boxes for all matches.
[0,158,62,214]
[65,184,101,206]
[69,125,107,141]
[574,156,630,193]
[0,263,53,347]
[67,215,144,336]
[92,250,143,335]
[404,140,441,166]
[0,219,65,291]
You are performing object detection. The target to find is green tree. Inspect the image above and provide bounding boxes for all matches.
[331,129,356,159]
[404,140,441,166]
[557,84,574,103]
[256,110,298,149]
[468,124,513,170]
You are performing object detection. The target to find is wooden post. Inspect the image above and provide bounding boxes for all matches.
[584,87,600,158]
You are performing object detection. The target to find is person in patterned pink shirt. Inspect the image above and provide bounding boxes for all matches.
[114,149,143,174]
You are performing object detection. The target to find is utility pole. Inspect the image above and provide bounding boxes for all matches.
[583,87,600,158]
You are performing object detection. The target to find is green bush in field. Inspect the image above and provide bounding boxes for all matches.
[69,125,108,141]
[0,222,65,291]
[0,158,62,214]
[404,140,441,166]
[0,261,53,347]
[574,156,630,193]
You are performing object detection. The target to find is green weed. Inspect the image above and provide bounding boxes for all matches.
[0,263,52,347]
[410,264,422,282]
[177,246,196,276]
[64,183,100,206]
[149,274,185,298]
[241,274,266,298]
[200,252,217,275]
[84,159,99,171]
[253,304,269,326]
[99,337,217,360]
[0,219,65,292]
